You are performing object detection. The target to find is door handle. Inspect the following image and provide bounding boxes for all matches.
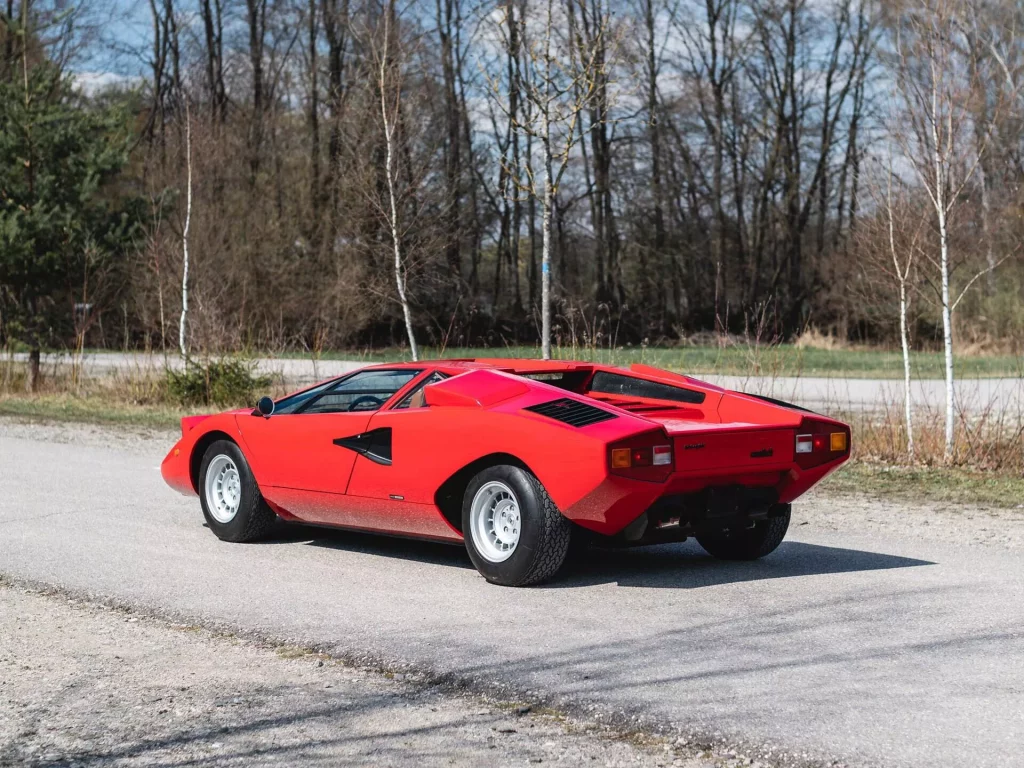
[333,427,392,466]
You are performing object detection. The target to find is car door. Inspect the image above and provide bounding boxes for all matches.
[342,371,463,539]
[237,369,422,499]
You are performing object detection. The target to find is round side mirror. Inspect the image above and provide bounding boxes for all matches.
[256,396,275,417]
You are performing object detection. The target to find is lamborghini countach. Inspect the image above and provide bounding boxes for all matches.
[161,360,850,586]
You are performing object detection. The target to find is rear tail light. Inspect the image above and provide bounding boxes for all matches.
[653,445,673,465]
[795,420,850,469]
[609,434,673,481]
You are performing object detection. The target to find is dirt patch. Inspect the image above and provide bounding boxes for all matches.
[800,488,1024,551]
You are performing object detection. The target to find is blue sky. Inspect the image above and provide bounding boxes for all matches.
[73,0,154,81]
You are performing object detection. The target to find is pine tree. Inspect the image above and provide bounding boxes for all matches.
[0,62,145,390]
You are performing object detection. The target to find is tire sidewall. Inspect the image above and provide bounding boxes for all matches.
[198,440,260,541]
[462,465,548,585]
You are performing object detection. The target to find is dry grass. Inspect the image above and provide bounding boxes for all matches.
[794,327,849,351]
[0,354,286,428]
[841,385,1024,473]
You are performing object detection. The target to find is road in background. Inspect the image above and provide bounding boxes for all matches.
[9,351,1024,414]
[2,422,1022,768]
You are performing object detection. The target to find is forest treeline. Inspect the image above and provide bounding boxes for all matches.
[1,0,1023,360]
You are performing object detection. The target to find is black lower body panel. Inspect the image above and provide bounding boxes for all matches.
[614,487,786,546]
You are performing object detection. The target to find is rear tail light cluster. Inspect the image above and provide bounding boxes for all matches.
[609,434,673,481]
[795,420,850,469]
[611,445,672,468]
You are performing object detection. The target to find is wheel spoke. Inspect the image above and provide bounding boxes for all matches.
[470,481,522,563]
[205,455,241,524]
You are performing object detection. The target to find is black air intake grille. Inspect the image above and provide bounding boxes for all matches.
[524,398,617,428]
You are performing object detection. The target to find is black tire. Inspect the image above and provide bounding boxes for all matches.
[696,505,791,561]
[462,464,571,587]
[198,440,276,543]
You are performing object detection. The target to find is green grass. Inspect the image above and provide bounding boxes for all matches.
[286,344,1024,379]
[821,461,1024,509]
[0,395,185,430]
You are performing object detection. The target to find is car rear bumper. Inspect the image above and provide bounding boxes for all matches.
[563,455,846,537]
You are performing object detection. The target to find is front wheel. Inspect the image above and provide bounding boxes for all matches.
[696,504,791,560]
[462,465,572,586]
[198,440,277,542]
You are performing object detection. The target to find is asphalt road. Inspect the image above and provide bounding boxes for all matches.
[11,350,1024,414]
[2,424,1023,768]
[2,585,690,768]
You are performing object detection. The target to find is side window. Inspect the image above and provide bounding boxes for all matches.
[393,371,448,409]
[301,370,421,414]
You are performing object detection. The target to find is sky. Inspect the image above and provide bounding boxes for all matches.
[71,0,156,83]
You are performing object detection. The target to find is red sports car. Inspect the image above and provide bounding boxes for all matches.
[161,359,850,586]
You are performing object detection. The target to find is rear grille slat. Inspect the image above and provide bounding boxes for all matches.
[524,398,617,428]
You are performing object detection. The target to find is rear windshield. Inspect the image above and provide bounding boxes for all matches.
[588,371,705,404]
[518,370,590,393]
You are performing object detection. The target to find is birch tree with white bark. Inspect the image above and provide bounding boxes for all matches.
[374,0,419,361]
[867,144,927,460]
[179,101,192,359]
[891,0,996,461]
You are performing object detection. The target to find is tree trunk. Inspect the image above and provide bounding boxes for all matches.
[246,0,267,183]
[899,278,914,461]
[437,0,462,285]
[938,201,954,461]
[308,0,321,231]
[541,127,553,360]
[180,105,193,359]
[380,3,418,361]
[27,347,40,394]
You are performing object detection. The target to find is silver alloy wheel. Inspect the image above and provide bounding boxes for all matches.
[205,454,242,524]
[469,481,521,563]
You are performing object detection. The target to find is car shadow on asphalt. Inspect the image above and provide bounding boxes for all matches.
[556,539,935,589]
[255,523,475,570]
[250,523,933,588]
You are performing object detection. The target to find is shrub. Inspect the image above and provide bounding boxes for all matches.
[166,358,271,408]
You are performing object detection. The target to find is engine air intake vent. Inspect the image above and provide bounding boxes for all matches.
[525,398,617,428]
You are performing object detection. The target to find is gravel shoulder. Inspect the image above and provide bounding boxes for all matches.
[0,581,710,768]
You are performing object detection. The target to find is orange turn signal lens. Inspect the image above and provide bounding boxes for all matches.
[611,448,632,469]
[830,432,847,452]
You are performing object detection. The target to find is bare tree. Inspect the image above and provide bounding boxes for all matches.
[179,102,192,358]
[865,145,927,460]
[492,0,613,358]
[892,0,1004,460]
[375,0,418,361]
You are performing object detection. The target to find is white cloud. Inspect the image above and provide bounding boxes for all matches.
[72,71,141,96]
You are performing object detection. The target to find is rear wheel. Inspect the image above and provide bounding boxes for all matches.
[696,504,791,561]
[198,440,276,542]
[462,465,571,586]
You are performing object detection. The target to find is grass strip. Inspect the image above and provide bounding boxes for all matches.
[0,395,185,430]
[285,344,1024,379]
